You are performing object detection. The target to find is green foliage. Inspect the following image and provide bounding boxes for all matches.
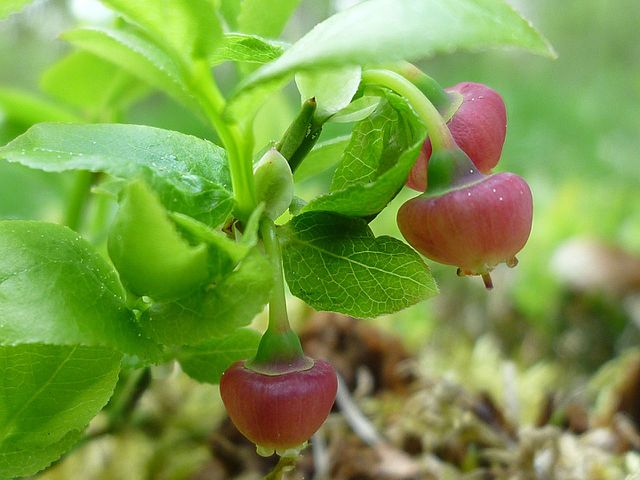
[100,0,222,62]
[295,66,361,121]
[0,221,157,357]
[237,0,301,38]
[0,163,68,221]
[0,344,121,478]
[0,87,78,124]
[328,96,381,124]
[170,208,259,268]
[228,0,555,116]
[280,212,437,317]
[139,250,272,345]
[40,51,148,118]
[0,123,233,226]
[331,93,419,190]
[62,27,197,111]
[293,135,350,182]
[108,180,210,300]
[302,94,424,217]
[177,328,261,383]
[0,88,76,223]
[209,33,285,66]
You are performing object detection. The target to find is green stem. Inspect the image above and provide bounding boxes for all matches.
[246,218,311,374]
[287,121,323,174]
[263,455,298,480]
[276,97,325,173]
[388,62,450,109]
[63,108,120,234]
[277,97,318,161]
[190,61,309,373]
[106,367,152,431]
[87,189,113,245]
[63,170,97,231]
[361,69,456,152]
[260,218,289,333]
[191,60,256,220]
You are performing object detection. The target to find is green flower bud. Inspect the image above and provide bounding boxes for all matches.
[253,148,294,221]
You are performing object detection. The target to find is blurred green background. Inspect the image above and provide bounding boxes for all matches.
[1,0,639,377]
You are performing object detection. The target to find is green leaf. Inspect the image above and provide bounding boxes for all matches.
[0,87,79,124]
[0,344,121,478]
[0,0,33,19]
[139,250,272,346]
[121,199,250,292]
[40,51,149,117]
[238,0,301,38]
[302,94,424,217]
[0,221,157,357]
[295,66,361,121]
[229,0,556,113]
[108,180,210,300]
[300,147,419,217]
[209,33,285,65]
[293,135,350,182]
[237,202,264,248]
[1,430,82,480]
[0,123,233,226]
[328,95,381,124]
[177,328,260,384]
[225,75,290,121]
[62,26,197,111]
[331,94,419,190]
[169,210,255,268]
[281,212,437,318]
[100,0,222,61]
